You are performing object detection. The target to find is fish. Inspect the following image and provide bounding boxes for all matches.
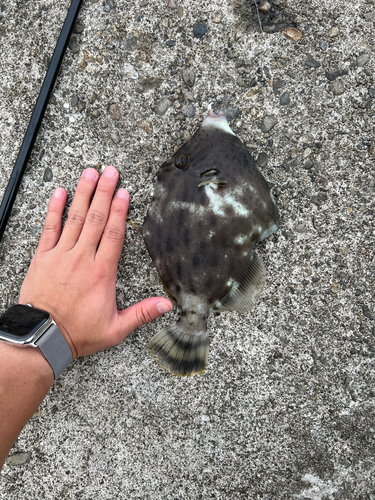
[142,111,279,376]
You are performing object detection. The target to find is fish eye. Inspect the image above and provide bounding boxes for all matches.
[174,154,189,169]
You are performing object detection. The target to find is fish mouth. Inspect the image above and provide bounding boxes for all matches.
[201,110,236,136]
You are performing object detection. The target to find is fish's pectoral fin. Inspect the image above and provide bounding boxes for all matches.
[147,322,209,376]
[216,251,266,313]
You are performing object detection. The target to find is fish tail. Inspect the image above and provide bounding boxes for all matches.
[146,321,209,376]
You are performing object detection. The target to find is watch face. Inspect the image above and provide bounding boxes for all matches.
[0,304,50,342]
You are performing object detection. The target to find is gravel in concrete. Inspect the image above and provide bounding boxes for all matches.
[0,0,374,498]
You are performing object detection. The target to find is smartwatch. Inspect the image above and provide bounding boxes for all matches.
[0,304,73,380]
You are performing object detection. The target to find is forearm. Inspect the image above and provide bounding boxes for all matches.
[0,343,54,469]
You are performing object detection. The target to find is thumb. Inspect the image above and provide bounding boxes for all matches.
[117,297,173,338]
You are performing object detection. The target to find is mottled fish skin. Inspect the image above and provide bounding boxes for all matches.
[143,111,279,375]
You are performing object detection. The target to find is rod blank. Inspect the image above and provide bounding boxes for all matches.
[0,0,83,244]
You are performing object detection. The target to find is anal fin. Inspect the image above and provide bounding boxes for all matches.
[216,251,266,313]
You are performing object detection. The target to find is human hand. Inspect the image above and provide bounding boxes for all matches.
[19,166,173,360]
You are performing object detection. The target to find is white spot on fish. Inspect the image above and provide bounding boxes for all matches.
[234,234,251,245]
[204,185,250,218]
[168,201,207,218]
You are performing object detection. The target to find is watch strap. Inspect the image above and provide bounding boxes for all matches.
[37,322,73,379]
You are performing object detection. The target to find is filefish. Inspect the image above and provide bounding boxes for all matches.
[143,111,279,376]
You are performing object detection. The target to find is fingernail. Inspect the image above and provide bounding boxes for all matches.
[83,168,97,179]
[103,166,117,178]
[116,188,128,199]
[156,301,173,315]
[53,187,64,198]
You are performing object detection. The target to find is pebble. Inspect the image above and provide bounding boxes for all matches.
[259,0,271,14]
[184,91,195,101]
[260,116,278,133]
[6,452,31,466]
[273,79,285,94]
[91,110,101,118]
[319,41,328,50]
[69,36,80,53]
[295,223,307,233]
[356,53,370,67]
[329,80,345,95]
[70,95,79,107]
[31,225,42,236]
[368,88,375,98]
[362,305,374,320]
[182,103,196,118]
[103,1,115,13]
[167,0,177,7]
[246,89,258,98]
[166,40,176,47]
[138,77,162,92]
[303,147,312,158]
[110,130,120,144]
[226,107,238,121]
[256,152,269,168]
[193,23,207,38]
[364,12,375,22]
[305,59,321,68]
[328,27,339,37]
[109,104,121,121]
[303,159,314,169]
[283,28,303,41]
[124,63,138,79]
[74,25,84,34]
[279,91,290,106]
[139,121,153,135]
[122,33,138,51]
[154,97,172,116]
[43,167,53,182]
[182,68,195,87]
[325,69,348,81]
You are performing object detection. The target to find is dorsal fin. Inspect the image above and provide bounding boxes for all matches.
[216,251,266,313]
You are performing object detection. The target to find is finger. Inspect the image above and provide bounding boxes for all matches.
[95,188,129,273]
[58,168,99,250]
[113,298,174,344]
[37,188,67,253]
[77,166,119,254]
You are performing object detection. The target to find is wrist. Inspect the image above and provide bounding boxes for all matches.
[0,342,54,388]
[0,304,73,379]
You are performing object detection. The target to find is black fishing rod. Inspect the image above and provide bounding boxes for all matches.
[0,0,84,244]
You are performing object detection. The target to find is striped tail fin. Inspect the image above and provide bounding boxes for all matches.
[147,321,209,376]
